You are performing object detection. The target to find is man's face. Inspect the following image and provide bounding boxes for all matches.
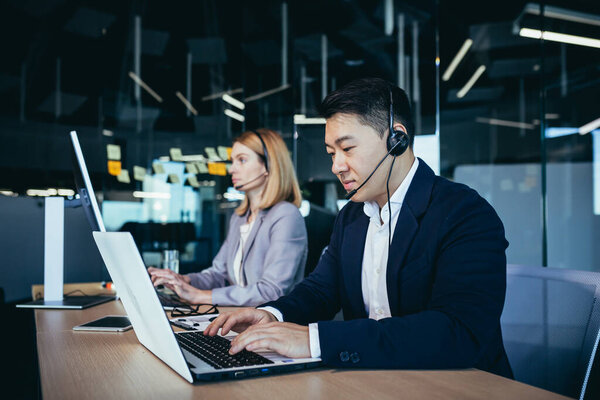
[325,113,391,203]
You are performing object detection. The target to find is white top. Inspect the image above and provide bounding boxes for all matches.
[263,158,419,358]
[232,219,255,287]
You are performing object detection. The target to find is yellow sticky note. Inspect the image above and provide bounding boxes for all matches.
[167,174,180,184]
[217,146,231,161]
[108,160,122,176]
[117,169,130,183]
[133,166,146,182]
[170,148,183,161]
[107,144,121,161]
[152,162,165,174]
[207,162,227,176]
[185,163,198,174]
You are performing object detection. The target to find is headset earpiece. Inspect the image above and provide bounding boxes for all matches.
[387,89,409,157]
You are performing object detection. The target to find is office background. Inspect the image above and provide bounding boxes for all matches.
[0,0,599,397]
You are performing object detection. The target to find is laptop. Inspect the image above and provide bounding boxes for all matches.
[69,130,193,311]
[93,231,322,382]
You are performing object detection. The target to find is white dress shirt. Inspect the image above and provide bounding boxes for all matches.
[263,158,419,358]
[232,219,255,287]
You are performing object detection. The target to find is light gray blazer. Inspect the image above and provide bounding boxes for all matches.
[187,201,307,306]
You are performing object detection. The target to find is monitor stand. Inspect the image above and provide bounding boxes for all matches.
[17,295,116,310]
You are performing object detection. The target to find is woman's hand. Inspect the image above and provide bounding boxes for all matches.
[148,267,211,304]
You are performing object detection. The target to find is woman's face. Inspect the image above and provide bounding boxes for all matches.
[229,142,268,193]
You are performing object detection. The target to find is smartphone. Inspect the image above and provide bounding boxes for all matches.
[73,315,132,332]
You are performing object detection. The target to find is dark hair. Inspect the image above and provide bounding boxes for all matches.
[318,77,415,147]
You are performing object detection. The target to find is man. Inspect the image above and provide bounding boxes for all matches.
[205,77,512,377]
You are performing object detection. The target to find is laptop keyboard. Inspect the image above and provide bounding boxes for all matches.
[176,331,274,369]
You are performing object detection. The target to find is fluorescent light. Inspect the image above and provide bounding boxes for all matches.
[293,114,326,125]
[25,188,73,197]
[222,94,245,110]
[476,117,535,130]
[519,28,600,49]
[245,84,290,102]
[201,88,243,101]
[0,190,17,197]
[132,191,171,199]
[224,109,245,122]
[128,71,163,102]
[545,127,578,138]
[521,4,600,27]
[579,117,600,135]
[57,189,75,196]
[457,65,486,99]
[442,39,473,82]
[175,91,198,115]
[102,129,114,137]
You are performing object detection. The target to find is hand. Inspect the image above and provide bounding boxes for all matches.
[229,322,311,359]
[148,267,210,304]
[204,308,277,337]
[148,267,191,284]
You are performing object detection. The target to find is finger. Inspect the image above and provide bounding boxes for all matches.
[221,313,246,336]
[205,313,231,336]
[231,333,276,354]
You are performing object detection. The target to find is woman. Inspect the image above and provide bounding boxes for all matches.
[149,129,307,306]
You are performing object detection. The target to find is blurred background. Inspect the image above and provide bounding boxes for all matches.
[0,0,598,304]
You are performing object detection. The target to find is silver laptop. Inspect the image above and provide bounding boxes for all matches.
[93,231,322,382]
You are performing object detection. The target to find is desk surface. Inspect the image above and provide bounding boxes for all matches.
[35,300,570,400]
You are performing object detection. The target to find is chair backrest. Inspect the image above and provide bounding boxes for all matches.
[501,264,600,399]
[303,203,336,276]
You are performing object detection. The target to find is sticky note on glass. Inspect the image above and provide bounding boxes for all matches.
[185,176,200,188]
[185,163,198,174]
[217,146,231,161]
[205,147,220,161]
[170,148,183,161]
[167,174,180,184]
[196,162,209,174]
[152,162,165,174]
[107,144,121,161]
[108,160,122,176]
[117,169,130,183]
[207,162,227,176]
[133,166,146,181]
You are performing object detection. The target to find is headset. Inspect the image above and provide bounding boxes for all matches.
[386,88,410,157]
[233,129,270,191]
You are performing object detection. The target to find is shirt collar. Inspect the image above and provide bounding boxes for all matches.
[363,157,419,220]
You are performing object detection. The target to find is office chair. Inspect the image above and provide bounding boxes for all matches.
[500,264,600,399]
[303,203,336,277]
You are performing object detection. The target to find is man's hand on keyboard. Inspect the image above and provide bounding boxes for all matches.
[204,308,277,336]
[229,322,310,359]
[204,309,310,359]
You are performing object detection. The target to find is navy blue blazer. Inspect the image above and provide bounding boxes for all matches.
[263,159,513,377]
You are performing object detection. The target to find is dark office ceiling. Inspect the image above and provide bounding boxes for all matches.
[0,0,598,191]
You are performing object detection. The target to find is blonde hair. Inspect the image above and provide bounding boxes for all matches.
[234,128,302,215]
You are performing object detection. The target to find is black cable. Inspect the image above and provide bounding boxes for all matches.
[386,156,397,249]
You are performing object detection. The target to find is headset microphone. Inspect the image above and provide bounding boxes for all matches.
[344,140,403,200]
[234,172,268,191]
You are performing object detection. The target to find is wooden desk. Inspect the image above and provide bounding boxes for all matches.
[35,301,570,400]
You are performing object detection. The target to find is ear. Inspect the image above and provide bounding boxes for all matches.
[392,123,407,135]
